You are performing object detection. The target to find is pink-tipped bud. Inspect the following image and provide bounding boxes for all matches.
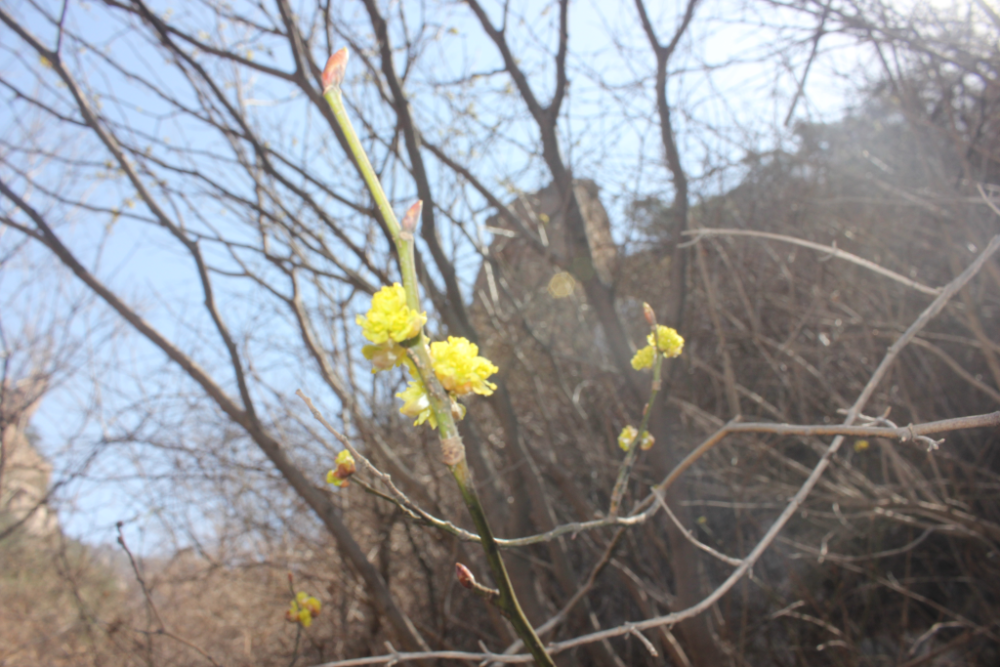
[399,200,423,241]
[643,302,657,327]
[455,563,476,589]
[287,572,294,585]
[323,48,349,92]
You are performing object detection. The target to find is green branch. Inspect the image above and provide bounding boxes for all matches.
[322,48,554,667]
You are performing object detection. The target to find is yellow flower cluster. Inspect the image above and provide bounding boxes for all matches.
[357,283,498,429]
[618,425,655,451]
[357,284,426,372]
[326,449,356,487]
[285,592,321,628]
[357,283,425,343]
[395,337,497,428]
[631,325,684,370]
[430,337,498,396]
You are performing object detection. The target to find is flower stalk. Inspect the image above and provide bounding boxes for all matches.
[322,49,554,667]
[608,350,663,516]
[322,48,420,313]
[608,307,684,516]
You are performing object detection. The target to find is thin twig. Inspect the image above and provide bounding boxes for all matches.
[116,524,223,667]
[309,404,1000,550]
[681,228,941,295]
[656,493,743,566]
[116,523,165,631]
[780,528,933,564]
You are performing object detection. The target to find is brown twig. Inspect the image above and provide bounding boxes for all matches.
[116,523,223,667]
[681,228,942,295]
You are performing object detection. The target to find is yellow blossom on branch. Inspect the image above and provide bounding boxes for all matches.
[651,325,684,357]
[630,345,655,371]
[397,380,436,428]
[285,591,322,628]
[617,425,655,451]
[631,325,684,370]
[326,449,356,487]
[430,336,498,396]
[394,338,498,428]
[356,283,426,345]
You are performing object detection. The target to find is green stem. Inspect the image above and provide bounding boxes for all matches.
[452,459,554,666]
[324,73,554,667]
[323,87,420,312]
[400,272,554,667]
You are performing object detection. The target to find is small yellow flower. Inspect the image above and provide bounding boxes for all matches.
[631,325,684,370]
[651,325,684,357]
[326,449,356,487]
[631,345,656,370]
[356,283,426,345]
[618,425,655,451]
[285,592,321,628]
[430,337,498,396]
[397,380,436,428]
[299,592,321,617]
[854,439,869,453]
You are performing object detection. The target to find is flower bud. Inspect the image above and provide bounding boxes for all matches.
[450,397,466,421]
[399,200,422,241]
[643,302,657,327]
[322,48,349,92]
[617,425,655,452]
[287,592,321,627]
[455,563,476,589]
[326,449,356,487]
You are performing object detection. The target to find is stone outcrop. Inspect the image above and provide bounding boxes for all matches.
[1,376,59,539]
[472,179,626,374]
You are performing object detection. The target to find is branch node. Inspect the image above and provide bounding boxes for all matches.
[441,435,465,466]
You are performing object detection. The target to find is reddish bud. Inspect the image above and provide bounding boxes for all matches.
[399,200,423,241]
[455,563,476,589]
[643,302,657,327]
[322,48,349,92]
[336,458,355,479]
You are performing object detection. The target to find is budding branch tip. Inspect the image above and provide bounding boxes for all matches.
[323,48,349,92]
[455,563,476,589]
[643,302,657,327]
[400,200,423,241]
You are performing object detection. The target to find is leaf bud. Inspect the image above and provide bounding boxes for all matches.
[399,200,422,241]
[322,48,349,92]
[455,563,476,589]
[643,302,657,327]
